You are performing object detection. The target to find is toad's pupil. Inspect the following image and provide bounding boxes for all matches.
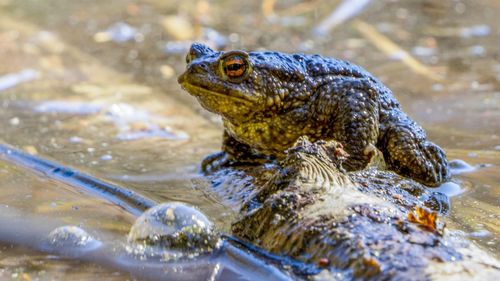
[225,57,246,77]
[227,63,243,71]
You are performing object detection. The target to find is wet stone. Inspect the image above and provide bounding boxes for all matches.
[127,202,221,261]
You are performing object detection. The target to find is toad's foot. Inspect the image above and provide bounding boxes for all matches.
[201,151,272,174]
[384,133,450,186]
[201,151,233,174]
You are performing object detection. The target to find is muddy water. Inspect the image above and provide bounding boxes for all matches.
[0,0,498,279]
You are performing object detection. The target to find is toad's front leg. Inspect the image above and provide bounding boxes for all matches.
[202,130,272,174]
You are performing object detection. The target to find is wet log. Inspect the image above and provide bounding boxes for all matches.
[210,137,499,280]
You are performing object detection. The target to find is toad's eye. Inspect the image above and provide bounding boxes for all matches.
[222,55,247,78]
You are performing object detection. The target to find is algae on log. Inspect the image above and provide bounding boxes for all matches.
[210,137,499,280]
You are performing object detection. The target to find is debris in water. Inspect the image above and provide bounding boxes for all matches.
[8,117,19,126]
[34,31,66,53]
[163,28,227,55]
[408,207,444,234]
[160,65,175,79]
[32,101,189,141]
[164,41,192,55]
[105,103,189,141]
[23,145,38,155]
[262,0,276,18]
[116,126,188,141]
[469,229,491,239]
[160,15,194,41]
[94,22,139,43]
[353,20,442,81]
[34,100,103,115]
[432,84,444,92]
[460,25,491,38]
[69,136,83,143]
[0,69,39,92]
[412,46,436,57]
[313,0,372,36]
[202,28,227,49]
[469,45,486,57]
[278,0,322,17]
[424,24,491,38]
[100,154,113,161]
[468,152,478,158]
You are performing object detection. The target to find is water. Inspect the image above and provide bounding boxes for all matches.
[0,0,498,279]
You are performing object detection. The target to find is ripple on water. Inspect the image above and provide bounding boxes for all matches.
[449,159,477,175]
[434,182,465,197]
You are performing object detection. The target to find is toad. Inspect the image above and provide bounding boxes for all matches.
[177,43,449,186]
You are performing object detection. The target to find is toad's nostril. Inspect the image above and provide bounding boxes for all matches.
[178,62,209,84]
[190,61,210,74]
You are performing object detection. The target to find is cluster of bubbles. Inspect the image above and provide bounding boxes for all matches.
[42,202,221,262]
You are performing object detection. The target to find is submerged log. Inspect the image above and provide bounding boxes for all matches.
[209,137,499,280]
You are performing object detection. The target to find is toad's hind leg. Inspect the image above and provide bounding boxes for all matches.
[378,112,450,186]
[318,79,380,171]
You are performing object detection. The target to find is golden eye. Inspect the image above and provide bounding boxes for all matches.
[223,55,247,78]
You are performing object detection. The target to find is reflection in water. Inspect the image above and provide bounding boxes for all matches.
[0,69,39,91]
[0,142,157,216]
[0,153,292,280]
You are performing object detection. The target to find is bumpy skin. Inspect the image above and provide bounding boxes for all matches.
[178,43,450,186]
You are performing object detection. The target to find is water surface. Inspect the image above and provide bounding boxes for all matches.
[0,0,498,279]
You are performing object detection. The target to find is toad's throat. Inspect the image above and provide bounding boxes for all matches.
[182,83,254,105]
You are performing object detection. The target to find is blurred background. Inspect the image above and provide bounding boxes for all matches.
[0,0,498,279]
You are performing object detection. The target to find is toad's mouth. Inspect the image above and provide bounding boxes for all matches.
[180,83,255,106]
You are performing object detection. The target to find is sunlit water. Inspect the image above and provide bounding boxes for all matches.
[0,0,498,279]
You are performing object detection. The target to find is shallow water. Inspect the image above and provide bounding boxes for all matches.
[0,0,498,279]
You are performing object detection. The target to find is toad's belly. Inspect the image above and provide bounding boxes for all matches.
[224,119,330,157]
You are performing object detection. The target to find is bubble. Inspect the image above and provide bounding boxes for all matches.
[43,226,102,257]
[127,202,221,261]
